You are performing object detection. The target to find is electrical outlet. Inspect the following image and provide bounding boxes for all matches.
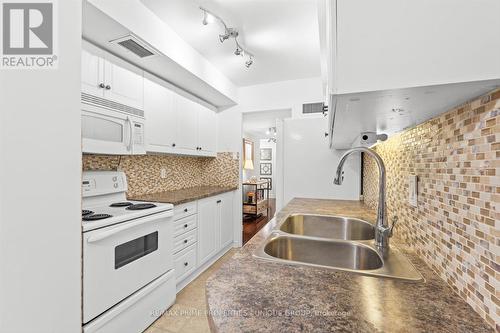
[160,168,168,179]
[408,175,417,207]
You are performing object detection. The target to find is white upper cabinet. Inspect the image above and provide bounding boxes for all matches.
[320,0,500,149]
[81,45,104,97]
[175,96,199,152]
[323,0,500,95]
[144,78,217,157]
[103,56,144,109]
[197,105,217,154]
[144,78,177,151]
[322,0,500,94]
[81,41,144,110]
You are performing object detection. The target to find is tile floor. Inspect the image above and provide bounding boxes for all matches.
[144,249,237,333]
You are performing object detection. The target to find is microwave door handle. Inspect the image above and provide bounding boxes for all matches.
[126,116,133,152]
[86,211,172,243]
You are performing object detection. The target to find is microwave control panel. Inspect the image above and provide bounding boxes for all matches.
[133,123,144,145]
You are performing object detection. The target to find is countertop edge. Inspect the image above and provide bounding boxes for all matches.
[128,186,238,205]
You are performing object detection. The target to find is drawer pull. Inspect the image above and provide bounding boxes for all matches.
[216,200,222,203]
[184,262,188,266]
[184,239,188,244]
[184,208,188,212]
[184,224,188,228]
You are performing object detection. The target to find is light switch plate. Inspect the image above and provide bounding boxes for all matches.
[408,175,418,207]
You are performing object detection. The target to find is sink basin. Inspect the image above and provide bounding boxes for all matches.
[264,235,382,270]
[280,214,375,240]
[254,233,423,281]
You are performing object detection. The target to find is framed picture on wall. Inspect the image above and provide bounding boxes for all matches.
[260,177,272,190]
[260,163,272,175]
[260,148,272,161]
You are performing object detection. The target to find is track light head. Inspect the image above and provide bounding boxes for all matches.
[219,33,230,43]
[234,47,242,56]
[245,57,254,68]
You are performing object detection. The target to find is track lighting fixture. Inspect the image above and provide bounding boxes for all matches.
[200,7,255,69]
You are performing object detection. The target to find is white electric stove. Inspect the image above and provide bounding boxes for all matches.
[82,171,175,333]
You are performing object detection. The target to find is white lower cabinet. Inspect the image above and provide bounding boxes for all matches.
[172,192,235,288]
[218,192,234,249]
[197,196,219,266]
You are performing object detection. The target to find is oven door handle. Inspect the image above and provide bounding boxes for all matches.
[86,211,172,243]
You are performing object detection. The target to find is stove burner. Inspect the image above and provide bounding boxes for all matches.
[82,213,113,221]
[82,210,94,216]
[126,203,157,210]
[110,202,133,207]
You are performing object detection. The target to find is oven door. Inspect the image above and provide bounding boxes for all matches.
[82,104,145,155]
[83,211,173,323]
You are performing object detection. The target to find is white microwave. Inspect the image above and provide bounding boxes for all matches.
[82,101,146,155]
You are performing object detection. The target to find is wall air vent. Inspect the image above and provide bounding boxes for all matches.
[302,102,325,114]
[109,34,159,58]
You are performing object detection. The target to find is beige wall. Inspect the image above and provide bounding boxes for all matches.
[83,152,239,197]
[363,89,500,328]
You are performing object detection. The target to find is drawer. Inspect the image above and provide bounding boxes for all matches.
[174,244,197,281]
[173,214,197,237]
[174,202,197,220]
[173,229,197,254]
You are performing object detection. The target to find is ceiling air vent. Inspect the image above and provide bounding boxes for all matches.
[302,102,325,114]
[109,34,159,58]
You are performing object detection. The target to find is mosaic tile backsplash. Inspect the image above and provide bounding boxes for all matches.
[363,89,500,329]
[83,152,239,197]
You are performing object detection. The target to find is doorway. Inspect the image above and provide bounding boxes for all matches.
[241,109,291,244]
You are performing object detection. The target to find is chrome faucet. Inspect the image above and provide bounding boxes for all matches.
[333,147,396,250]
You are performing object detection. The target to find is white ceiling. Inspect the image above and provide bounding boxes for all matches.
[243,109,292,137]
[141,0,321,87]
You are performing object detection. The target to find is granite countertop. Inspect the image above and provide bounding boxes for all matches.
[128,186,238,205]
[206,198,493,333]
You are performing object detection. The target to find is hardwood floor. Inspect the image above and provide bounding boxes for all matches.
[242,198,276,245]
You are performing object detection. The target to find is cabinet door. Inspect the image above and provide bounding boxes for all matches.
[197,105,217,153]
[197,198,219,266]
[175,94,198,151]
[218,192,234,249]
[81,45,104,97]
[144,79,177,151]
[103,56,144,109]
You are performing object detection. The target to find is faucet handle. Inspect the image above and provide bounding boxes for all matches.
[389,216,398,237]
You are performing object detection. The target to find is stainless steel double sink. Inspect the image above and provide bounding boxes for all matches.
[253,214,423,281]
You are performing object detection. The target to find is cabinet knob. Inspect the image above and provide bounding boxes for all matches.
[184,262,188,266]
[184,224,188,228]
[98,83,105,88]
[184,208,188,212]
[184,239,188,244]
[105,85,111,90]
[172,143,176,147]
